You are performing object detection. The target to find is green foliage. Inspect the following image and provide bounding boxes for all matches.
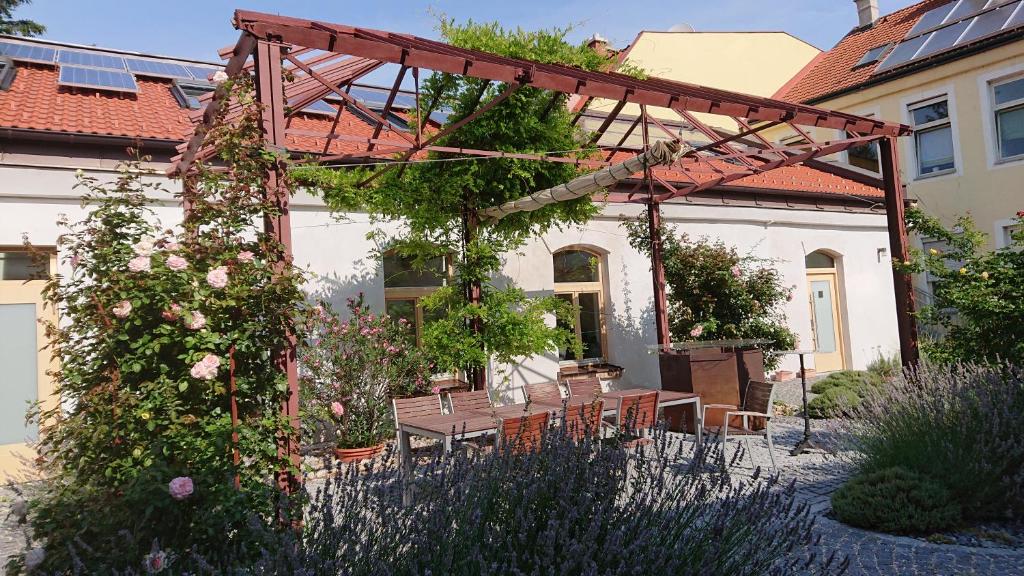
[624,215,797,370]
[867,353,901,380]
[809,370,883,395]
[901,208,1024,364]
[0,0,44,36]
[841,362,1024,522]
[806,386,860,419]
[17,78,306,573]
[831,467,962,534]
[298,296,432,449]
[292,19,612,377]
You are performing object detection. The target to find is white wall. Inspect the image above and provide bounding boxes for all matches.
[0,162,901,403]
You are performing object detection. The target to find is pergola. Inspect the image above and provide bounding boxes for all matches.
[170,9,920,483]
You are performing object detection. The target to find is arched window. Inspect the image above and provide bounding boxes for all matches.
[805,251,836,269]
[383,251,448,344]
[553,248,606,363]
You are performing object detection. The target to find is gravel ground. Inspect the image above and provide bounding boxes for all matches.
[2,414,1021,575]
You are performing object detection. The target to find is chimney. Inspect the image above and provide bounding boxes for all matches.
[586,33,611,57]
[854,0,880,27]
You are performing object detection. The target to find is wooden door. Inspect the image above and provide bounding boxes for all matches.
[0,250,57,480]
[807,272,846,373]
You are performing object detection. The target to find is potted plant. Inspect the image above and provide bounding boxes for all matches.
[299,294,432,462]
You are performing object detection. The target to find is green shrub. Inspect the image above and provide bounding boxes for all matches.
[832,467,962,534]
[806,386,860,418]
[810,370,882,395]
[867,354,901,380]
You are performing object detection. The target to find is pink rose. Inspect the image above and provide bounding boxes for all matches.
[112,300,132,318]
[168,476,194,500]
[330,401,344,417]
[162,303,182,321]
[164,241,180,251]
[730,265,741,278]
[206,266,228,289]
[190,353,220,380]
[70,253,81,269]
[128,256,151,273]
[237,251,255,263]
[166,255,188,271]
[144,549,168,573]
[132,236,156,257]
[186,311,206,330]
[689,324,704,338]
[431,386,441,394]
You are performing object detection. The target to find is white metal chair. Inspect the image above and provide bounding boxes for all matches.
[702,379,778,473]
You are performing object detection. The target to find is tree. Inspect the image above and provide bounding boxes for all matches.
[0,0,44,37]
[625,214,797,370]
[294,19,619,384]
[901,208,1024,364]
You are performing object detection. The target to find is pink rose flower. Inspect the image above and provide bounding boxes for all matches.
[237,251,255,263]
[206,266,228,289]
[186,311,206,330]
[330,401,344,417]
[689,324,704,338]
[168,476,194,500]
[431,386,441,394]
[143,549,168,573]
[164,241,180,251]
[112,300,132,318]
[166,255,188,271]
[730,265,742,278]
[128,256,151,273]
[190,353,220,380]
[161,303,182,321]
[132,236,156,257]
[70,253,81,269]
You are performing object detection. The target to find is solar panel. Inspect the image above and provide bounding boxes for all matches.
[125,58,190,79]
[875,33,930,72]
[185,66,220,81]
[906,1,957,37]
[58,50,125,70]
[1005,0,1024,28]
[957,0,1020,44]
[947,0,990,22]
[302,99,337,115]
[854,44,891,68]
[0,41,56,64]
[58,65,138,92]
[915,18,972,60]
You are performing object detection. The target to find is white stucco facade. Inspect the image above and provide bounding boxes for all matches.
[0,152,901,403]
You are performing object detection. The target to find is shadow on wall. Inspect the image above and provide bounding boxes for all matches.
[305,263,383,319]
[605,256,658,390]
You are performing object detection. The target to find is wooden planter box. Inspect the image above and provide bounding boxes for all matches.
[659,347,739,433]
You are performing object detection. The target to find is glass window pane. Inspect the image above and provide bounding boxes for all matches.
[555,293,578,361]
[847,142,880,172]
[577,292,604,360]
[911,100,950,125]
[805,251,835,269]
[0,303,39,444]
[997,106,1024,158]
[383,253,445,288]
[810,280,837,354]
[995,77,1024,106]
[0,252,48,280]
[385,299,417,330]
[917,125,956,174]
[553,250,599,283]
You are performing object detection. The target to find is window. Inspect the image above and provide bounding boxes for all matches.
[909,96,956,177]
[553,248,606,363]
[992,75,1024,161]
[382,251,448,344]
[804,251,836,269]
[853,44,891,69]
[997,221,1023,248]
[843,113,880,173]
[171,80,214,110]
[0,57,14,91]
[0,251,49,280]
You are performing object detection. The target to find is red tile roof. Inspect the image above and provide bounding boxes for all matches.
[0,58,882,199]
[777,0,953,103]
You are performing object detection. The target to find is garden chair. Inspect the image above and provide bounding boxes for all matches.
[566,376,603,401]
[703,379,778,473]
[562,399,604,442]
[392,394,445,456]
[605,391,658,444]
[524,381,564,405]
[448,389,492,414]
[498,411,551,453]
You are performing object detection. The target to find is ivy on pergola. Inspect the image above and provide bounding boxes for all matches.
[169,9,921,473]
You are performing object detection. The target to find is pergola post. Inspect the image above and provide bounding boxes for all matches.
[253,39,302,494]
[879,136,920,366]
[648,199,671,350]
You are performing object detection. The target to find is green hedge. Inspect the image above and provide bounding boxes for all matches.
[806,387,860,418]
[832,466,962,534]
[810,370,882,395]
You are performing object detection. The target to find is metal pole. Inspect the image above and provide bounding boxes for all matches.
[254,39,302,495]
[879,137,920,367]
[640,105,670,350]
[790,352,819,456]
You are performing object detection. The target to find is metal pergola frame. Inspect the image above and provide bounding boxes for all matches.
[170,9,920,484]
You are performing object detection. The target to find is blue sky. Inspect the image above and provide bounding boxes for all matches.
[17,0,920,63]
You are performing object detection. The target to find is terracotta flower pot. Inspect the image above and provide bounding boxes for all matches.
[333,443,385,463]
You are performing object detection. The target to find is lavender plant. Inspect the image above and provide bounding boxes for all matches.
[839,361,1024,523]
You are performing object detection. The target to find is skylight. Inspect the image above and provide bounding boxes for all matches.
[853,43,891,68]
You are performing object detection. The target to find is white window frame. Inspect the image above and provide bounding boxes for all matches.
[901,86,961,181]
[978,61,1024,168]
[839,106,882,174]
[993,217,1022,249]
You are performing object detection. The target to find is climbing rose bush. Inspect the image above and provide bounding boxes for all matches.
[14,77,307,574]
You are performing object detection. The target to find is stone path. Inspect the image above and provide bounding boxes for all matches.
[2,416,1021,575]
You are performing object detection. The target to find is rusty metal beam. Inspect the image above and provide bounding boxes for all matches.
[880,137,920,366]
[367,65,409,151]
